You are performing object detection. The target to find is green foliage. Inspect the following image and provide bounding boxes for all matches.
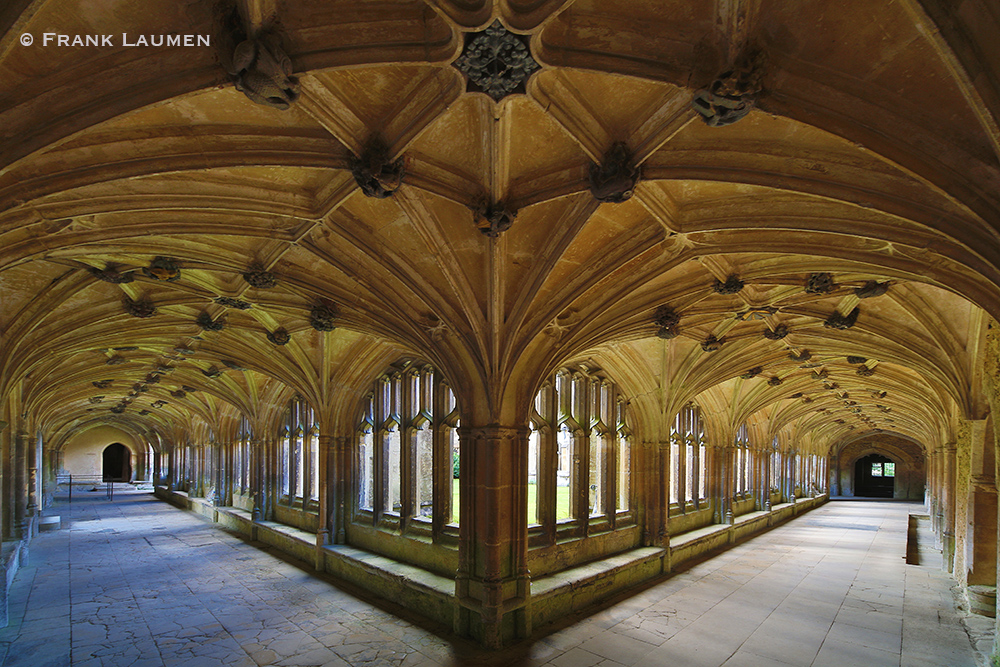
[453,450,460,479]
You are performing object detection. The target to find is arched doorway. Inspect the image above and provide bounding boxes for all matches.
[854,454,895,498]
[103,443,132,482]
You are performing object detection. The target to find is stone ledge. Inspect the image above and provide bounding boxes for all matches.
[532,547,664,599]
[151,488,828,642]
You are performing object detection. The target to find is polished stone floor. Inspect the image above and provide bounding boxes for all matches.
[0,493,980,667]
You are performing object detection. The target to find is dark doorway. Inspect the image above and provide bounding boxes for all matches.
[103,443,132,482]
[854,454,895,497]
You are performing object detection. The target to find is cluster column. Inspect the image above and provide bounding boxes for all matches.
[965,419,996,586]
[455,425,530,649]
[942,442,958,572]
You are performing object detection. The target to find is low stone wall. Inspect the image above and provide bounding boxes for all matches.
[153,487,828,642]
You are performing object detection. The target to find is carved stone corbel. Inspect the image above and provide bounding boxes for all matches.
[589,143,640,203]
[223,25,300,110]
[350,139,405,198]
[474,202,517,237]
[691,50,765,127]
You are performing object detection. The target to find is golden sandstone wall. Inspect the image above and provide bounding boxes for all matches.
[61,425,140,479]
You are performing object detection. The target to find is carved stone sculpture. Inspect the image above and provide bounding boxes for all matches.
[701,335,723,352]
[171,390,186,398]
[805,272,835,294]
[789,349,812,362]
[351,140,405,198]
[201,366,223,379]
[846,356,867,364]
[475,202,517,237]
[310,303,338,331]
[267,328,291,345]
[654,305,680,339]
[197,312,225,331]
[764,324,788,340]
[225,32,299,110]
[589,143,640,203]
[768,376,783,386]
[856,366,875,377]
[741,367,763,379]
[123,296,156,318]
[453,20,540,101]
[243,264,277,288]
[143,256,180,281]
[713,274,744,295]
[691,50,765,127]
[825,307,860,330]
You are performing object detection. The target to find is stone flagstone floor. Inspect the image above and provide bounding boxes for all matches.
[0,493,982,667]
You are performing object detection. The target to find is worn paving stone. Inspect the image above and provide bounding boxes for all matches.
[0,493,985,666]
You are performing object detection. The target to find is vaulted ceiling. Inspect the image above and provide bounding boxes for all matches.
[2,0,999,452]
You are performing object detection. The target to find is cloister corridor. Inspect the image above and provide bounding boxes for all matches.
[0,493,980,667]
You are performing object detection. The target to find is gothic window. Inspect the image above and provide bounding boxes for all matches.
[617,401,632,512]
[734,423,751,498]
[235,415,251,494]
[356,362,459,534]
[671,403,707,510]
[770,439,781,494]
[530,367,633,542]
[278,397,319,509]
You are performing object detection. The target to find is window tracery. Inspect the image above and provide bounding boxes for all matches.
[671,403,707,509]
[235,415,251,495]
[529,367,633,540]
[278,397,319,509]
[356,363,459,534]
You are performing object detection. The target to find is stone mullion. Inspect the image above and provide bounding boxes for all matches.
[400,370,418,531]
[431,380,448,540]
[540,382,557,544]
[722,444,735,524]
[266,435,279,520]
[929,447,944,539]
[677,434,687,508]
[707,444,720,523]
[373,380,387,524]
[249,437,262,520]
[575,375,590,534]
[763,448,773,511]
[605,429,616,529]
[455,425,530,649]
[27,433,39,519]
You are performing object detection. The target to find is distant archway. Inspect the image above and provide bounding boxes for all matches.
[831,434,925,499]
[102,443,132,482]
[854,454,896,498]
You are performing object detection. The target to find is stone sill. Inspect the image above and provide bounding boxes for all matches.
[323,544,454,598]
[531,546,664,598]
[152,487,829,644]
